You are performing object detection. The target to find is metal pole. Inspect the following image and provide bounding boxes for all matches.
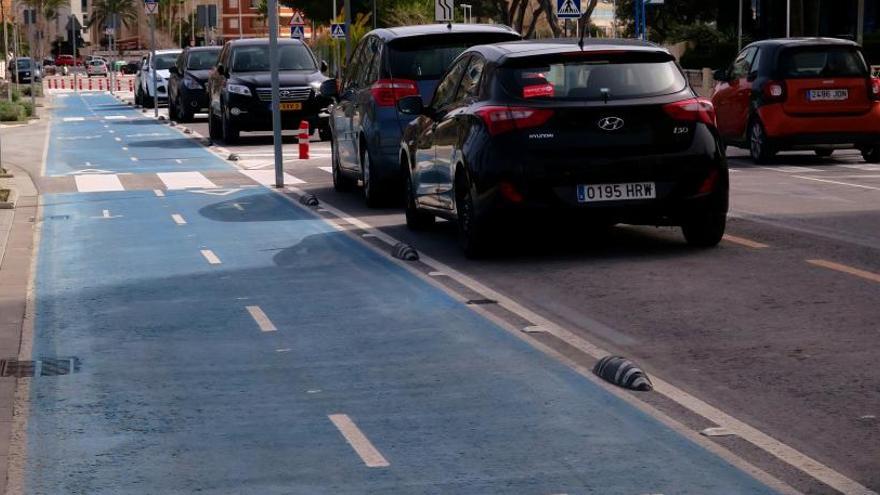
[344,0,351,63]
[237,0,242,38]
[190,0,195,45]
[13,21,19,96]
[28,21,33,110]
[786,0,791,37]
[738,0,743,51]
[3,3,8,102]
[268,0,283,187]
[856,0,864,45]
[71,16,77,92]
[150,13,157,117]
[372,0,376,29]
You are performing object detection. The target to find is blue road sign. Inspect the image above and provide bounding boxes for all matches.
[290,25,304,39]
[556,0,581,18]
[330,23,347,39]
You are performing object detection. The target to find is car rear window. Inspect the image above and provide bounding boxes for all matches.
[187,50,220,70]
[780,47,868,78]
[231,44,316,72]
[499,51,687,101]
[387,33,519,80]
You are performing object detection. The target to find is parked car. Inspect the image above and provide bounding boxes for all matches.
[207,38,331,144]
[168,46,222,122]
[9,57,40,83]
[121,61,140,75]
[321,23,522,206]
[86,59,108,77]
[398,39,728,256]
[712,37,880,163]
[54,54,79,66]
[135,49,183,108]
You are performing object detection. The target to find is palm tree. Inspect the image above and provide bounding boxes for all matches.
[87,0,139,32]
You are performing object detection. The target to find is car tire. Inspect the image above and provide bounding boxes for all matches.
[175,97,193,123]
[749,119,775,164]
[682,212,726,248]
[135,87,143,106]
[862,145,880,163]
[361,148,386,208]
[814,149,834,158]
[404,167,434,230]
[331,138,355,192]
[455,172,489,258]
[208,110,222,141]
[168,97,177,121]
[221,110,239,144]
[319,126,332,142]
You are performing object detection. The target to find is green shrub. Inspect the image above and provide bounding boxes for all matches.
[22,101,34,117]
[0,101,25,121]
[674,23,740,70]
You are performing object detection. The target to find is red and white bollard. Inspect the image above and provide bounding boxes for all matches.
[298,120,310,159]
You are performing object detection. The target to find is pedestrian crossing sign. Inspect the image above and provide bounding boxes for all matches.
[330,23,347,39]
[556,0,581,18]
[290,24,304,39]
[144,0,159,15]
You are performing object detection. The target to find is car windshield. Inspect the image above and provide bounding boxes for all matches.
[16,59,32,69]
[499,52,687,101]
[387,33,519,80]
[780,47,868,78]
[153,53,180,70]
[231,44,316,72]
[187,50,220,70]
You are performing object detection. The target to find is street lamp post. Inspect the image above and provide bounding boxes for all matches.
[786,0,791,37]
[738,0,743,51]
[267,0,283,187]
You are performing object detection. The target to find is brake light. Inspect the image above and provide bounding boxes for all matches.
[474,106,554,136]
[698,169,719,194]
[871,77,880,101]
[763,80,786,103]
[663,98,716,127]
[371,78,419,107]
[523,83,554,99]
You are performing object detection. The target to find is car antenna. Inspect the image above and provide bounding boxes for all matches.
[601,88,609,104]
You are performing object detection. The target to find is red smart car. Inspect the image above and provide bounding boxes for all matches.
[712,38,880,163]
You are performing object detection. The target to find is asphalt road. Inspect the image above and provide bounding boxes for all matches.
[176,108,880,493]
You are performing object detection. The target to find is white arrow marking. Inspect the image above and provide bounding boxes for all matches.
[93,209,122,219]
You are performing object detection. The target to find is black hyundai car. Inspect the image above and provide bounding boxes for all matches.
[207,38,331,143]
[169,46,222,122]
[398,39,728,256]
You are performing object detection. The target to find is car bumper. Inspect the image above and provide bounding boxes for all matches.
[226,94,329,131]
[179,87,210,113]
[759,103,880,147]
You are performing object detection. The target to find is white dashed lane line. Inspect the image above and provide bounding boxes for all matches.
[171,214,187,225]
[200,249,222,265]
[328,414,390,468]
[245,305,277,332]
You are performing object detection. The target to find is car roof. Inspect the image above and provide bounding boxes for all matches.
[368,23,519,42]
[186,46,222,52]
[467,38,669,62]
[225,37,305,47]
[746,37,860,49]
[153,49,183,55]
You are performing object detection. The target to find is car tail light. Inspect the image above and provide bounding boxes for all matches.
[474,106,554,136]
[698,169,719,194]
[371,78,419,107]
[763,80,786,103]
[870,77,880,102]
[663,98,716,127]
[498,181,524,203]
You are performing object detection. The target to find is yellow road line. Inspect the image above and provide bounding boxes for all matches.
[806,259,880,283]
[723,234,769,249]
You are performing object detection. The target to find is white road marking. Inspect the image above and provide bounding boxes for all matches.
[842,164,880,171]
[153,189,165,197]
[275,348,292,352]
[130,156,138,161]
[122,146,129,151]
[200,249,221,265]
[74,174,124,192]
[62,117,84,122]
[239,169,305,186]
[793,175,880,191]
[171,214,187,225]
[175,159,182,164]
[319,166,333,174]
[158,171,217,190]
[701,427,736,437]
[114,137,122,142]
[108,130,115,134]
[328,414,390,468]
[763,166,822,173]
[246,305,277,332]
[189,188,240,196]
[103,115,127,120]
[232,203,244,211]
[427,271,446,277]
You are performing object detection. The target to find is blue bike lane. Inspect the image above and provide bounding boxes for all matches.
[22,93,782,494]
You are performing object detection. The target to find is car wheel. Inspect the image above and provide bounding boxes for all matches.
[208,110,222,141]
[749,119,775,164]
[168,97,177,121]
[331,139,355,192]
[135,87,142,106]
[682,212,726,248]
[319,126,332,142]
[455,173,488,258]
[814,149,834,158]
[862,145,880,163]
[404,166,434,230]
[361,148,385,208]
[221,110,239,144]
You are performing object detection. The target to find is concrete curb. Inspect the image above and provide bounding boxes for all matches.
[0,187,18,209]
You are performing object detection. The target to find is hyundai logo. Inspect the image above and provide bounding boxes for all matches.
[597,116,625,131]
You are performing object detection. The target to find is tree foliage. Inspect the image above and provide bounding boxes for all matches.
[615,0,719,42]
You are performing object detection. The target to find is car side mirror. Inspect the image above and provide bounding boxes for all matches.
[319,79,339,99]
[397,95,425,116]
[320,60,329,74]
[713,69,728,83]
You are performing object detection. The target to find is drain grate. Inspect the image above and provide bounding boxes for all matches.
[0,357,80,377]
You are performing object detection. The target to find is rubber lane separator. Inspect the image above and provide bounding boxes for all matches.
[722,234,768,249]
[806,259,880,284]
[246,305,277,332]
[200,249,221,265]
[328,414,390,468]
